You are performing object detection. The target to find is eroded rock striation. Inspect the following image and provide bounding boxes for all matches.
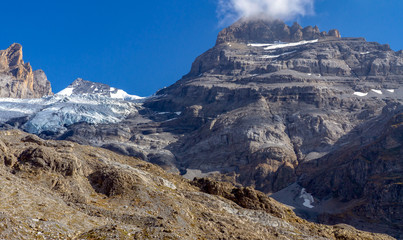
[0,43,52,98]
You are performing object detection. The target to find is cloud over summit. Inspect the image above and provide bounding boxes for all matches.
[217,0,315,24]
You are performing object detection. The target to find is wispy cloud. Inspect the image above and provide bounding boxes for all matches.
[217,0,315,25]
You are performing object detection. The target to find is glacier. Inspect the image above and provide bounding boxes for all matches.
[0,93,144,134]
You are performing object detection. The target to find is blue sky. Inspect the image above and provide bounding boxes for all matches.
[1,0,402,96]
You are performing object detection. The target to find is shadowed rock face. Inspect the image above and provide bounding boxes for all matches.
[0,43,52,98]
[297,108,403,235]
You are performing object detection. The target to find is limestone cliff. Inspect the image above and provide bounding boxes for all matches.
[216,19,341,45]
[0,43,52,98]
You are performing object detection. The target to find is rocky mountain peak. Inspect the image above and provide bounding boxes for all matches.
[70,77,88,87]
[67,78,115,95]
[328,29,341,38]
[58,78,143,100]
[0,43,52,98]
[216,18,341,45]
[2,43,23,68]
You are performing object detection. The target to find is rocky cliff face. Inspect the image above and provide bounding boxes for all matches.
[144,19,401,189]
[297,105,403,236]
[216,19,341,45]
[0,43,52,98]
[143,19,401,237]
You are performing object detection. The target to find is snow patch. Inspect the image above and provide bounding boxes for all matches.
[248,43,272,47]
[259,51,296,59]
[248,39,318,50]
[157,111,182,116]
[371,89,382,95]
[57,87,74,96]
[110,89,128,99]
[353,92,368,97]
[109,89,145,101]
[300,188,314,208]
[260,55,280,59]
[386,89,395,93]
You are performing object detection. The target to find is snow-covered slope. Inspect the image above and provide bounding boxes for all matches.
[0,79,146,134]
[57,78,145,101]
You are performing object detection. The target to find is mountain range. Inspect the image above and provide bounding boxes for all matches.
[0,19,402,239]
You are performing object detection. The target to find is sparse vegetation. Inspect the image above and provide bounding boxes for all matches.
[0,130,395,239]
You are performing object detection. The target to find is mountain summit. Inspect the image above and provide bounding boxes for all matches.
[57,78,144,100]
[216,19,341,45]
[0,43,52,98]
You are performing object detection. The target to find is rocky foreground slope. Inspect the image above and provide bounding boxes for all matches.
[0,43,52,98]
[0,130,394,239]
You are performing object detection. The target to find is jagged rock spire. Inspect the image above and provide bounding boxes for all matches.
[0,43,52,98]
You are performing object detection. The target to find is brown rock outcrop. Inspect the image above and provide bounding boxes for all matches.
[0,43,52,98]
[328,29,341,38]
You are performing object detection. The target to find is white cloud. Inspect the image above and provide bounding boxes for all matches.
[217,0,315,24]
